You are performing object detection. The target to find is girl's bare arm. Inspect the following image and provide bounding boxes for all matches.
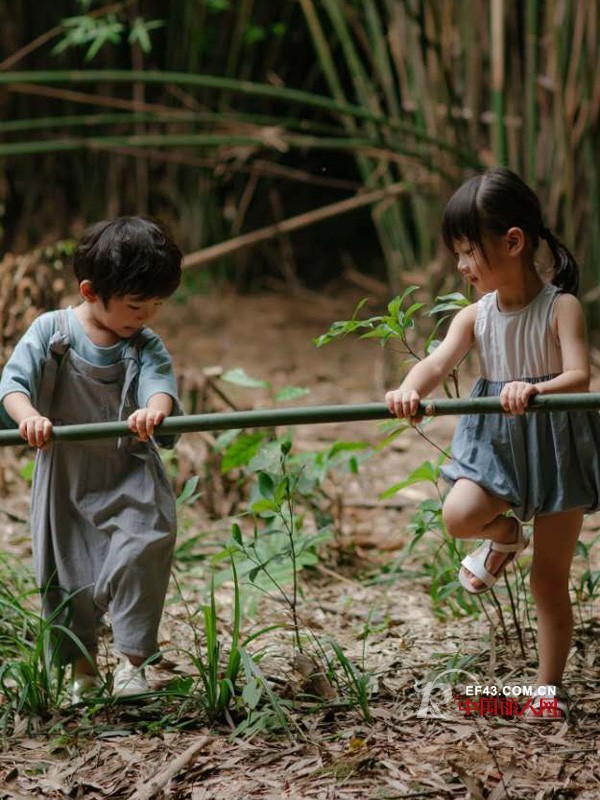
[386,303,477,419]
[536,293,590,394]
[500,294,590,415]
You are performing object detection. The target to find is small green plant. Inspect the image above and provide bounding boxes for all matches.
[326,638,374,723]
[572,533,600,623]
[226,438,332,651]
[0,558,97,731]
[168,560,243,723]
[315,287,469,398]
[232,648,295,738]
[168,554,287,730]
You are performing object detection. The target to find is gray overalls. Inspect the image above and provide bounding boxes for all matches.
[32,310,177,661]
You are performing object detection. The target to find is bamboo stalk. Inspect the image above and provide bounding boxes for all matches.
[0,109,349,138]
[2,70,478,162]
[524,0,539,182]
[316,1,416,289]
[0,69,418,130]
[0,133,432,158]
[6,82,179,113]
[182,183,411,269]
[128,0,148,216]
[363,0,400,121]
[490,0,507,164]
[1,394,599,447]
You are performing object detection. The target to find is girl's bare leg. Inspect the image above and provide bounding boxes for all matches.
[442,479,517,591]
[531,510,582,686]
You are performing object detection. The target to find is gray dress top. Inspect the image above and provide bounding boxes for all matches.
[0,308,181,661]
[441,284,600,521]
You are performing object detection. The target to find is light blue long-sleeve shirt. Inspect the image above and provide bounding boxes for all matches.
[0,307,179,427]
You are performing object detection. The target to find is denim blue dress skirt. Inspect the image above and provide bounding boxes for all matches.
[441,285,600,521]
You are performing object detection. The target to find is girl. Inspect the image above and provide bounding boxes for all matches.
[0,217,183,702]
[385,167,600,720]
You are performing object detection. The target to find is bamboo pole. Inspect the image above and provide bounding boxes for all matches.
[524,0,539,182]
[0,70,480,163]
[1,395,599,447]
[490,0,507,164]
[181,183,410,269]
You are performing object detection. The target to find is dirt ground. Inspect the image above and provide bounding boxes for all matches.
[0,286,599,800]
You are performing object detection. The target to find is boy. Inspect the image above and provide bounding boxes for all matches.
[0,217,182,701]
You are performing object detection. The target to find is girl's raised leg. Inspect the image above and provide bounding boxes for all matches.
[442,478,518,591]
[531,509,583,687]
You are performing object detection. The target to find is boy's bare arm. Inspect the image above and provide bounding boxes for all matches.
[3,391,53,447]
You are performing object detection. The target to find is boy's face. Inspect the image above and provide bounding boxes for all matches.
[81,280,164,338]
[100,295,165,338]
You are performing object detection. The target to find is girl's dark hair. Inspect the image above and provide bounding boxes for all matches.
[73,217,182,303]
[441,167,579,295]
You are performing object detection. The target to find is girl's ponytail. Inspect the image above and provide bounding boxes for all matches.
[540,227,579,297]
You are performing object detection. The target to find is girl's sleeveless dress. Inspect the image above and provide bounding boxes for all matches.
[441,284,600,521]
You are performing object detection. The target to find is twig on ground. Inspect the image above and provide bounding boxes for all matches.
[129,736,211,800]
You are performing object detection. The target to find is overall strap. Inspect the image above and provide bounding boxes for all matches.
[55,308,71,341]
[36,310,72,416]
[117,328,148,422]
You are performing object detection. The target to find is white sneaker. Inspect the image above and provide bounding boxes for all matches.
[71,673,102,704]
[112,655,149,697]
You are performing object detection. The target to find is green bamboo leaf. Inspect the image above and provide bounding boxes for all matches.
[128,18,161,54]
[378,459,442,499]
[250,498,277,514]
[327,441,370,458]
[429,293,470,315]
[221,368,269,389]
[258,472,275,499]
[242,677,262,709]
[221,432,266,473]
[176,476,200,507]
[404,302,426,320]
[403,461,440,484]
[215,428,242,451]
[274,386,310,402]
[231,524,243,545]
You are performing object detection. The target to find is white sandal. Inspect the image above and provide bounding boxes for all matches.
[458,518,528,595]
[523,685,569,722]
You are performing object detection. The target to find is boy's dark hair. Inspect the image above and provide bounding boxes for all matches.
[73,217,182,303]
[441,167,579,296]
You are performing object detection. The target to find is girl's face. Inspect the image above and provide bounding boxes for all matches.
[452,235,506,293]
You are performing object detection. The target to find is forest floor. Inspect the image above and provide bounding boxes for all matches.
[0,285,599,800]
